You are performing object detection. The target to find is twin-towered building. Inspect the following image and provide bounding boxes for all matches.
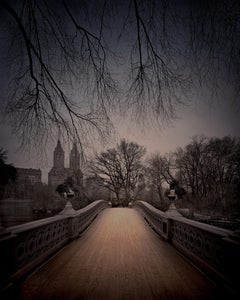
[48,140,83,187]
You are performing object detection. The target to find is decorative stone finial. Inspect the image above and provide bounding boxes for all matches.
[59,201,77,216]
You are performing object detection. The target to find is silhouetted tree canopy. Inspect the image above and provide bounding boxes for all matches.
[0,0,239,149]
[0,148,17,198]
[174,135,240,214]
[90,139,146,206]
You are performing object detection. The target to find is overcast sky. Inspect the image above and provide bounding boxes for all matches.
[0,1,239,183]
[1,94,239,183]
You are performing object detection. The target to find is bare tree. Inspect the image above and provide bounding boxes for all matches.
[89,139,146,206]
[174,135,240,216]
[207,136,240,214]
[117,139,146,203]
[146,152,174,205]
[186,1,240,100]
[0,0,239,151]
[174,136,209,215]
[89,148,124,205]
[0,0,116,151]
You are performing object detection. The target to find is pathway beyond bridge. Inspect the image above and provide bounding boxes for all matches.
[3,208,235,299]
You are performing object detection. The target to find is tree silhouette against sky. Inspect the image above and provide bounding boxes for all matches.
[0,0,239,152]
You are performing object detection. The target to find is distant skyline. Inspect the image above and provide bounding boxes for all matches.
[1,94,239,183]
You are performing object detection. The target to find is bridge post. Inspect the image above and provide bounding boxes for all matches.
[221,230,240,293]
[58,201,77,216]
[166,186,182,218]
[58,201,79,240]
[166,218,174,242]
[0,228,16,291]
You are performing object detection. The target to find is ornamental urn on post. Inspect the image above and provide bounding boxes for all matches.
[166,181,182,217]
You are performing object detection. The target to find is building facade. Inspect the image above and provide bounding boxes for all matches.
[48,141,83,187]
[16,168,42,185]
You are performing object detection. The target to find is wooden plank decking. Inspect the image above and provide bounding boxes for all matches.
[2,208,234,299]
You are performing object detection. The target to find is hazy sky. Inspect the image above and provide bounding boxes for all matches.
[0,1,240,183]
[1,94,239,183]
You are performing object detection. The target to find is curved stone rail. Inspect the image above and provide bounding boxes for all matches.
[0,200,108,291]
[134,200,240,295]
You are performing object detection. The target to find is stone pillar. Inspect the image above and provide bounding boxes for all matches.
[166,189,182,217]
[0,227,17,291]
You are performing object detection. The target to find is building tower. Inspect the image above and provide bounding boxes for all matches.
[53,140,64,169]
[48,140,83,187]
[70,142,80,171]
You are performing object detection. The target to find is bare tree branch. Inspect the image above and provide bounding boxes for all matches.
[0,0,239,154]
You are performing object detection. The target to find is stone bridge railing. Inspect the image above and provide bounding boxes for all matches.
[134,201,240,295]
[0,200,108,291]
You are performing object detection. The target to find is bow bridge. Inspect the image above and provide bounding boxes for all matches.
[0,200,239,299]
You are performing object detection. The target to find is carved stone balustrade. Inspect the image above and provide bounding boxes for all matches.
[0,200,108,291]
[134,200,240,294]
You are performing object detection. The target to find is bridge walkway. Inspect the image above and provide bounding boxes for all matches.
[3,208,233,300]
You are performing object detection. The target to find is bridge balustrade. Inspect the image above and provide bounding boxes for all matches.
[134,200,240,294]
[0,200,108,291]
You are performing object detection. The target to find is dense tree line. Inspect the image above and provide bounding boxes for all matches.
[90,135,240,216]
[174,136,240,215]
[145,136,240,216]
[1,135,240,218]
